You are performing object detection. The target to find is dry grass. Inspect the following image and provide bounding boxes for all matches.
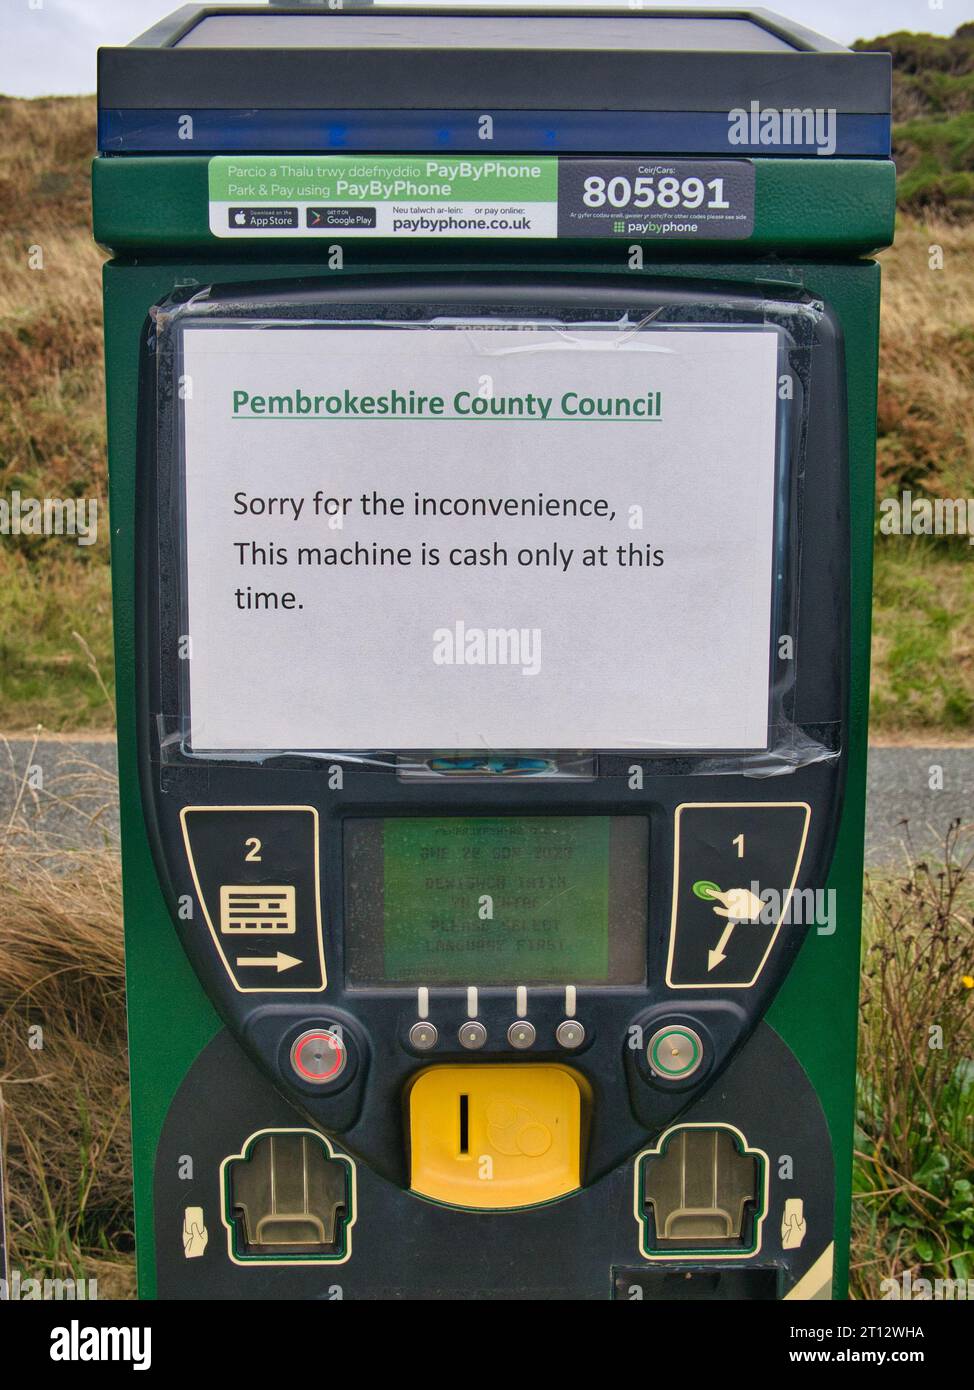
[0,225,104,492]
[0,737,134,1297]
[878,218,974,500]
[0,97,104,499]
[0,97,96,233]
[871,219,974,736]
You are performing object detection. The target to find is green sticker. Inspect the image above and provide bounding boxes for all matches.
[692,879,722,901]
[207,155,755,241]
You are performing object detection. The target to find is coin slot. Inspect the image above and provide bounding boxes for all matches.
[458,1094,470,1155]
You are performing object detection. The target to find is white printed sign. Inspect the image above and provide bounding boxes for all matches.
[180,323,779,751]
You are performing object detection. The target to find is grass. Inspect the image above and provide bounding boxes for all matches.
[872,540,974,734]
[870,215,974,739]
[0,556,114,729]
[0,739,134,1297]
[0,95,112,732]
[876,218,974,503]
[851,822,974,1296]
[895,114,974,220]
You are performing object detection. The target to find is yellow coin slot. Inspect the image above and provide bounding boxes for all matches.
[408,1064,587,1210]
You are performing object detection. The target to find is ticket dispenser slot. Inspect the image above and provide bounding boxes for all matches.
[225,1131,352,1260]
[640,1127,765,1254]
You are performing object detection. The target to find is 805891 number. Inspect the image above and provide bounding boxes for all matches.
[582,175,730,211]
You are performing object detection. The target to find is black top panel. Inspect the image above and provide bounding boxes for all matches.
[100,5,890,114]
[175,15,799,52]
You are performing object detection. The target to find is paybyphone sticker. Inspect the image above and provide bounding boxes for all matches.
[207,156,754,241]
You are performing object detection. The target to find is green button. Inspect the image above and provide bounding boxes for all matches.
[692,879,722,902]
[648,1026,703,1079]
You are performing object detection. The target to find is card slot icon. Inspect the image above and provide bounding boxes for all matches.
[180,805,326,994]
[219,885,297,935]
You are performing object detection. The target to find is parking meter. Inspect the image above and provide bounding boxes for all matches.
[94,5,894,1300]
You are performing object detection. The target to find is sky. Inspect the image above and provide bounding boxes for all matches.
[0,0,967,98]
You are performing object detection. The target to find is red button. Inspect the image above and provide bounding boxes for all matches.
[290,1028,346,1084]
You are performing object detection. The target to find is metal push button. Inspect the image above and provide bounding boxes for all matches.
[290,1028,346,1084]
[555,1020,585,1049]
[458,1021,487,1050]
[508,1020,536,1050]
[409,1021,438,1051]
[647,1026,704,1080]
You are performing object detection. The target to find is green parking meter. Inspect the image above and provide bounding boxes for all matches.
[94,4,894,1300]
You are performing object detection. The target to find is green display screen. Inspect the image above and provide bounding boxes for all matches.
[344,815,648,987]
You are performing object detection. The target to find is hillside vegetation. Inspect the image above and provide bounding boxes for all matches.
[871,217,974,736]
[0,96,110,729]
[855,24,974,219]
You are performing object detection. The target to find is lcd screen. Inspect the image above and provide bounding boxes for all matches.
[344,815,648,987]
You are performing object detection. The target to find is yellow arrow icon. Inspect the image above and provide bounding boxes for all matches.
[236,952,301,973]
